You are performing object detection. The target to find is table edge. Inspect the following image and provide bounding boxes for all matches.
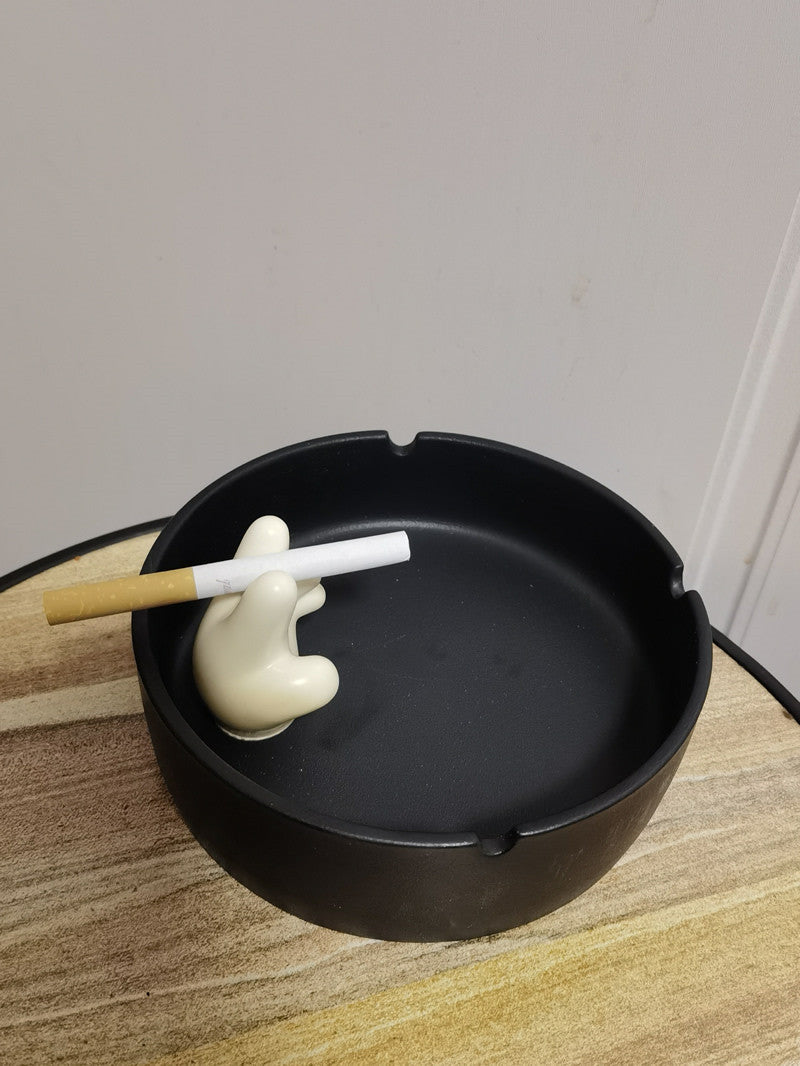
[2,519,798,723]
[0,519,171,594]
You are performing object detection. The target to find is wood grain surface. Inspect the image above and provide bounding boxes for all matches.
[1,534,799,1065]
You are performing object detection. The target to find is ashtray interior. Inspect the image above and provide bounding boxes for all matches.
[142,432,702,844]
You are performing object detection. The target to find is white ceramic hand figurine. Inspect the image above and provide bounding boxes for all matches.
[192,516,339,739]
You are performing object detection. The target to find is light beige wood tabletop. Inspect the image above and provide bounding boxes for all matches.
[1,532,799,1066]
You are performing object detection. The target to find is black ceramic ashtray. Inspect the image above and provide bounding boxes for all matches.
[132,431,711,941]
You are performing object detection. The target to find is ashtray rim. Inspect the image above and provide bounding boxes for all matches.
[132,429,712,851]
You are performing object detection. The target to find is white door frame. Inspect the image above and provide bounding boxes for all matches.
[685,191,800,642]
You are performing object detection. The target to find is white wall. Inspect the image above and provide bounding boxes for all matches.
[3,3,799,683]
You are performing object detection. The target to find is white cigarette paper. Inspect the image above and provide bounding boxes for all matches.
[192,531,411,599]
[42,530,411,625]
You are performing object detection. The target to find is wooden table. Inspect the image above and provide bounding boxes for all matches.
[2,530,800,1066]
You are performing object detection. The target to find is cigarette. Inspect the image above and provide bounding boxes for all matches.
[43,530,411,625]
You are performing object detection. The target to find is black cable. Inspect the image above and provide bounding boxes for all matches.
[711,626,800,725]
[0,519,169,593]
[1,523,797,724]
